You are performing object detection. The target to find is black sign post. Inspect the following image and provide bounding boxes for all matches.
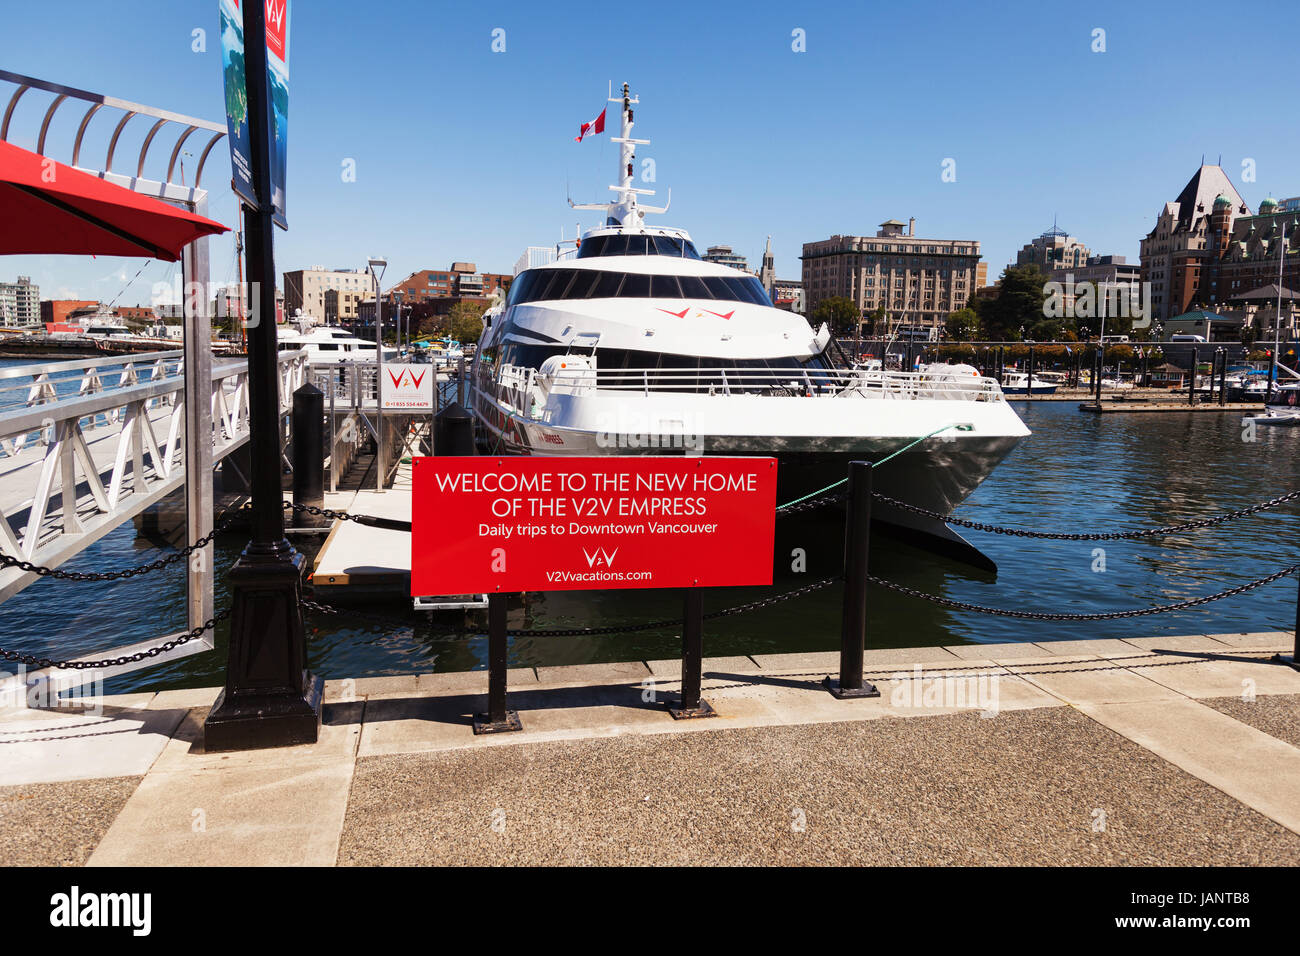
[204,0,322,751]
[668,588,715,718]
[826,460,880,699]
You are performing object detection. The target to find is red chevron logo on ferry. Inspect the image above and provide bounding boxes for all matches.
[702,309,734,320]
[657,307,689,318]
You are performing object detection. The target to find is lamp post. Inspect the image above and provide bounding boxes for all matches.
[368,257,386,493]
[204,0,322,751]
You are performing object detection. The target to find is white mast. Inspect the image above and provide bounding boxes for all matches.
[570,82,670,230]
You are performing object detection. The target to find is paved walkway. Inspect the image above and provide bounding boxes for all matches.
[1,631,1298,866]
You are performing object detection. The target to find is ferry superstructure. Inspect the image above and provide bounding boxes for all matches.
[469,84,1030,568]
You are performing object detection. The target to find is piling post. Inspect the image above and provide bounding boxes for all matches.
[826,460,881,699]
[668,589,715,718]
[1218,348,1227,405]
[291,383,325,528]
[1093,347,1103,404]
[1027,346,1035,399]
[1188,346,1198,406]
[474,592,522,733]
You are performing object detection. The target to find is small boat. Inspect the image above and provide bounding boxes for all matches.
[1242,408,1300,427]
[1000,371,1058,395]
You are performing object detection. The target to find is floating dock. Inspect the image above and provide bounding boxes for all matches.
[1079,401,1264,414]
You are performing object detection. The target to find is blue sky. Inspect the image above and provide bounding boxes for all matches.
[3,0,1298,305]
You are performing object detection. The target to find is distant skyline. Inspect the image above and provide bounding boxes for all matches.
[3,0,1298,305]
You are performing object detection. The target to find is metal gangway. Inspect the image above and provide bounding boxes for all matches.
[0,349,307,603]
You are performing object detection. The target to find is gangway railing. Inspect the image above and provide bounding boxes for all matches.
[0,351,306,603]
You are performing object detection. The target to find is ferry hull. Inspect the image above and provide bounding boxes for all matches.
[473,403,1022,573]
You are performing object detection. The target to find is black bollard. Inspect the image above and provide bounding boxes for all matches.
[826,460,881,699]
[291,383,325,528]
[668,589,715,718]
[434,401,475,457]
[473,592,522,733]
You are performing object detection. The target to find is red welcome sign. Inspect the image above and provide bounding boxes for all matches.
[411,457,777,594]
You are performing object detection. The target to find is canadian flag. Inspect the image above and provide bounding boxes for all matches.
[574,107,606,143]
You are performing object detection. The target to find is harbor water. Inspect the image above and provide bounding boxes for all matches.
[2,353,1297,694]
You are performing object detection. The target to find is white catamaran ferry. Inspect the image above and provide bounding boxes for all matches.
[468,84,1031,569]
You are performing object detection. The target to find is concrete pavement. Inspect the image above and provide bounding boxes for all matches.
[0,631,1296,866]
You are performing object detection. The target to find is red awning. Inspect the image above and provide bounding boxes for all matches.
[0,139,228,261]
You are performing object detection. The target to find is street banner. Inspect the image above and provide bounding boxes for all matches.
[219,0,290,228]
[411,457,777,594]
[381,364,435,411]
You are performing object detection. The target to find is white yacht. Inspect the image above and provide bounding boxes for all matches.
[469,84,1031,569]
[276,324,398,364]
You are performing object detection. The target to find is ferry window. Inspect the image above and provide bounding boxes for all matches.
[702,277,734,299]
[317,343,339,351]
[653,236,683,257]
[602,235,630,256]
[576,235,607,258]
[649,274,682,297]
[588,271,624,297]
[745,278,773,305]
[681,241,701,260]
[721,277,753,302]
[677,275,712,299]
[625,235,651,256]
[620,273,651,297]
[537,269,576,300]
[507,271,536,305]
[564,271,601,299]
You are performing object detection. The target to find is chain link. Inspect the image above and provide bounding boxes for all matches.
[873,490,1300,541]
[0,515,237,582]
[867,564,1300,621]
[0,608,230,671]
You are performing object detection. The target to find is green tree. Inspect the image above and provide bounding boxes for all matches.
[944,307,981,341]
[974,265,1051,340]
[811,296,861,335]
[442,300,487,344]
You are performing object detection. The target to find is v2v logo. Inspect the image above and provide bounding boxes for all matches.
[582,547,618,568]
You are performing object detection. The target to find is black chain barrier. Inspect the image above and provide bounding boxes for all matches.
[0,609,231,671]
[0,514,237,581]
[868,564,1300,621]
[873,489,1300,541]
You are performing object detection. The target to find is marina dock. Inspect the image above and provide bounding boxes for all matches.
[2,631,1297,866]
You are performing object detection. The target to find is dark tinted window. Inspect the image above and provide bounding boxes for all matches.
[591,271,624,297]
[649,274,681,298]
[677,275,712,299]
[576,235,606,257]
[509,269,772,305]
[576,233,702,259]
[620,273,650,297]
[564,270,600,299]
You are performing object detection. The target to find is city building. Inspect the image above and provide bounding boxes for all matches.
[387,269,456,301]
[801,219,982,332]
[1140,165,1300,335]
[1015,224,1090,271]
[40,298,97,326]
[758,237,776,292]
[975,262,988,289]
[702,245,748,272]
[283,267,372,322]
[0,276,40,328]
[323,287,366,327]
[771,278,806,314]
